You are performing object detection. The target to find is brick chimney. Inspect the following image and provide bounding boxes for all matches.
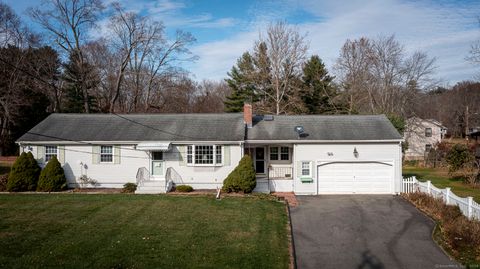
[243,103,252,128]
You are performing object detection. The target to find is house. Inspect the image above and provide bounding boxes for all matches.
[403,117,447,160]
[16,104,403,195]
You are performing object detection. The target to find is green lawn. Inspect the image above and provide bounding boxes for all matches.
[0,194,289,269]
[403,166,480,203]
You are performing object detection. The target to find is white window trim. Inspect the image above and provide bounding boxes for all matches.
[100,145,114,164]
[45,145,58,162]
[186,145,223,167]
[269,147,279,160]
[301,161,312,177]
[270,146,290,161]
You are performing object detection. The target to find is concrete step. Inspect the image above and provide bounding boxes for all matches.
[135,180,166,194]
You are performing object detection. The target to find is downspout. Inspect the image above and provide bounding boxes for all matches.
[398,141,402,194]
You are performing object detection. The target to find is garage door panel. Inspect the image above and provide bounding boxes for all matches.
[317,162,393,194]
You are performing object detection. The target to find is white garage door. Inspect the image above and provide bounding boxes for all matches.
[317,162,393,194]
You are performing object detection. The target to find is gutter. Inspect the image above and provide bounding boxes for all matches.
[16,140,245,145]
[245,139,404,144]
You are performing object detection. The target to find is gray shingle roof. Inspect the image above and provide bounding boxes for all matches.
[18,113,402,143]
[246,114,402,141]
[17,113,245,142]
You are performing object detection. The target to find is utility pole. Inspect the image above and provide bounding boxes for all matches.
[466,105,469,141]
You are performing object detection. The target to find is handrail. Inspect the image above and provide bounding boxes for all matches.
[165,167,183,192]
[136,167,150,187]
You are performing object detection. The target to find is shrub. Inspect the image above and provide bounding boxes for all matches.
[0,174,8,191]
[7,152,41,192]
[78,175,98,188]
[176,185,193,192]
[37,156,67,192]
[446,144,474,173]
[122,183,137,193]
[405,192,480,264]
[222,155,256,193]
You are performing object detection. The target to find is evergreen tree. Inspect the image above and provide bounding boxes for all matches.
[37,156,67,192]
[62,51,99,113]
[301,55,338,114]
[224,52,259,112]
[7,152,41,191]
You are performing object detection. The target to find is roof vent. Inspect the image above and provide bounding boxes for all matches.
[264,115,274,121]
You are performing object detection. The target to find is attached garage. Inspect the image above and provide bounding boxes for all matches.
[246,114,403,195]
[317,161,394,194]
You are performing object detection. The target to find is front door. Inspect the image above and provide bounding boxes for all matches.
[255,147,265,174]
[151,151,164,178]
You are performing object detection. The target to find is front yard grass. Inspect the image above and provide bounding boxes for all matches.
[403,166,480,203]
[0,194,289,269]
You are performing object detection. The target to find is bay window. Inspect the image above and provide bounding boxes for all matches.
[186,145,222,166]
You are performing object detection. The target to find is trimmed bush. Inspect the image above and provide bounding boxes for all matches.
[222,155,256,193]
[37,156,67,192]
[176,185,193,192]
[7,152,41,192]
[0,174,8,191]
[122,183,137,193]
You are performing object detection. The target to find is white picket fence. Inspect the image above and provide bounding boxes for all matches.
[402,176,480,220]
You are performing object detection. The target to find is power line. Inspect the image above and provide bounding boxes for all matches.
[111,113,213,140]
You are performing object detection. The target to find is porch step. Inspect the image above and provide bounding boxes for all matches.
[135,180,166,194]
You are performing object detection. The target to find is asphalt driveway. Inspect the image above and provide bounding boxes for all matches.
[289,195,460,269]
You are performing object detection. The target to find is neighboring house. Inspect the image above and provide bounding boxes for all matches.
[403,117,447,160]
[16,104,403,195]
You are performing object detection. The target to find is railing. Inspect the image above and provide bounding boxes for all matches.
[268,166,293,179]
[402,176,480,220]
[136,167,150,187]
[165,167,183,192]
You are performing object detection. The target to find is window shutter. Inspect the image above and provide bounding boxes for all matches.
[178,145,186,166]
[37,146,45,164]
[224,146,230,166]
[297,161,302,179]
[58,146,65,164]
[114,146,121,164]
[310,161,316,179]
[92,146,100,164]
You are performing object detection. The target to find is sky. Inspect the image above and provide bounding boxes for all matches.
[5,0,480,85]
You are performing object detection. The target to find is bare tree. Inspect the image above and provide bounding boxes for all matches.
[334,35,436,116]
[0,2,37,47]
[29,0,104,113]
[257,21,308,115]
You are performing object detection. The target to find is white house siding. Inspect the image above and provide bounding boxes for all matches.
[404,119,445,160]
[22,143,242,189]
[293,143,402,195]
[161,144,243,189]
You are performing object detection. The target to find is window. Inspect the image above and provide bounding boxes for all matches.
[280,147,289,160]
[425,144,432,152]
[195,145,213,164]
[100,146,113,163]
[186,145,222,166]
[270,147,279,160]
[187,146,193,164]
[301,161,311,177]
[270,146,289,161]
[425,128,432,137]
[216,146,222,164]
[152,151,163,160]
[45,145,58,162]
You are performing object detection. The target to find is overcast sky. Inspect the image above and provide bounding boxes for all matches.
[6,0,480,85]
